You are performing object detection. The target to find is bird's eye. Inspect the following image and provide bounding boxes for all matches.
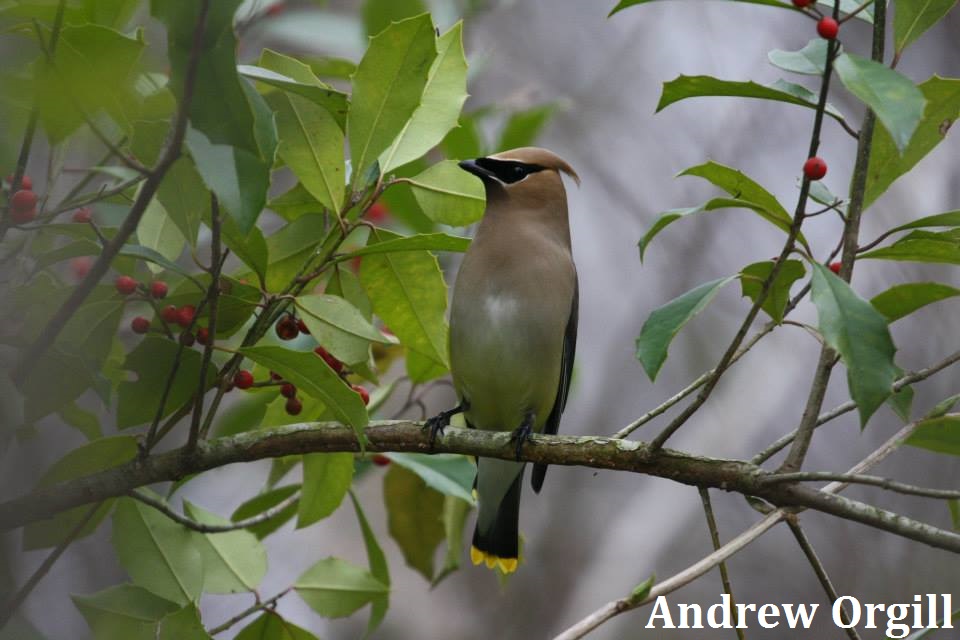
[513,166,525,177]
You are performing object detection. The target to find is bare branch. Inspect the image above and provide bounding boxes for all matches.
[128,489,298,533]
[763,472,960,500]
[698,488,746,640]
[208,589,293,635]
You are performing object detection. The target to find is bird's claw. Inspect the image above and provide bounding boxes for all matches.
[510,419,534,461]
[425,413,450,449]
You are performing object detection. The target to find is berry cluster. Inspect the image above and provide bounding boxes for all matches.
[5,173,38,224]
[274,313,310,340]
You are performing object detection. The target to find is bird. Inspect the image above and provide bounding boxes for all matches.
[426,146,579,574]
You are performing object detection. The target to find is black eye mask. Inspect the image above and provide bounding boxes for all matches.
[474,158,546,184]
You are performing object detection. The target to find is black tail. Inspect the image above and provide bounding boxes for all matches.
[472,469,523,560]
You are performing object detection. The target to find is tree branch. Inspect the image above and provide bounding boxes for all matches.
[698,487,746,640]
[763,472,960,499]
[128,488,298,533]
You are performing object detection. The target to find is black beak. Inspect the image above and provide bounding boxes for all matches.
[458,158,496,182]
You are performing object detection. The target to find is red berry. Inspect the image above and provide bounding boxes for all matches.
[6,174,32,190]
[71,207,92,223]
[196,326,211,345]
[817,17,839,39]
[10,205,35,224]
[314,346,344,373]
[296,318,310,334]
[161,305,179,324]
[280,382,297,398]
[10,189,37,212]
[275,315,299,340]
[803,156,828,180]
[70,256,92,280]
[149,281,168,299]
[234,369,254,389]
[829,261,842,274]
[115,275,138,295]
[351,384,370,406]
[180,331,195,346]
[131,316,150,334]
[176,305,196,327]
[371,454,391,467]
[285,396,303,415]
[792,0,813,6]
[366,201,389,223]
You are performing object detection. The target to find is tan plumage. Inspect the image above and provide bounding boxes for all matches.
[429,147,579,573]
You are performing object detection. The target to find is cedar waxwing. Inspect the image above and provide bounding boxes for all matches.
[427,147,580,574]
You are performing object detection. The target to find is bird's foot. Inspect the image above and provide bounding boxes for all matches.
[510,413,535,461]
[425,403,465,449]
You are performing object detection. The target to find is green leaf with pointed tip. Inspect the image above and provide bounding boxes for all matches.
[924,393,960,420]
[181,502,267,593]
[349,491,390,637]
[864,77,960,208]
[860,230,960,264]
[405,160,486,226]
[636,277,736,381]
[221,216,268,282]
[738,259,805,323]
[657,76,847,130]
[894,0,958,55]
[111,496,203,605]
[385,453,476,503]
[73,584,179,640]
[810,263,898,427]
[239,61,348,128]
[362,0,427,36]
[348,14,437,184]
[58,402,102,441]
[381,23,468,173]
[806,179,840,208]
[157,604,212,640]
[639,197,792,261]
[434,495,471,586]
[383,465,445,582]
[296,294,390,365]
[887,210,960,233]
[298,453,354,528]
[295,557,389,618]
[342,232,470,259]
[887,366,914,422]
[235,613,319,640]
[870,282,960,322]
[263,213,327,292]
[239,346,369,437]
[768,39,832,75]
[117,337,216,428]
[268,182,326,221]
[231,484,300,539]
[834,53,925,152]
[359,228,449,368]
[905,415,960,456]
[23,436,136,550]
[137,195,185,273]
[260,51,345,213]
[610,0,789,16]
[118,244,201,285]
[156,157,207,247]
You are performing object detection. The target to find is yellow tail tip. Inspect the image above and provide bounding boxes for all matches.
[470,546,518,574]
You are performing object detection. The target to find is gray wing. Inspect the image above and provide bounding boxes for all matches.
[531,276,578,493]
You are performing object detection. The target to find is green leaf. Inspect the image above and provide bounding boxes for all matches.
[887,210,960,233]
[383,465,445,581]
[111,496,203,605]
[635,277,736,381]
[362,0,426,36]
[35,24,145,141]
[349,492,390,637]
[327,263,373,320]
[864,77,960,208]
[679,161,808,250]
[870,282,960,322]
[887,367,914,422]
[268,183,325,221]
[136,195,185,272]
[949,500,960,531]
[231,484,300,539]
[496,104,556,151]
[156,157,208,247]
[442,111,485,159]
[23,436,136,550]
[117,244,200,284]
[924,393,960,420]
[905,416,960,456]
[359,229,449,368]
[222,217,269,282]
[239,346,369,437]
[834,53,926,152]
[810,263,898,426]
[185,125,270,236]
[628,575,657,604]
[181,501,267,593]
[117,337,216,428]
[610,0,790,15]
[235,613,320,640]
[738,259,806,323]
[894,0,958,55]
[860,230,960,264]
[348,14,438,184]
[385,453,476,503]
[260,51,345,213]
[157,604,212,640]
[768,39,832,76]
[342,232,471,258]
[434,495,471,586]
[639,197,790,262]
[404,160,486,226]
[263,213,326,292]
[295,557,389,618]
[299,452,355,528]
[58,402,102,440]
[657,76,847,129]
[73,585,179,640]
[239,62,348,129]
[380,23,468,173]
[296,294,390,365]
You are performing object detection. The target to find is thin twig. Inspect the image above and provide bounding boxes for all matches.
[764,472,960,499]
[698,488,746,640]
[208,588,293,635]
[785,517,861,639]
[0,502,101,630]
[128,489,298,533]
[839,0,875,23]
